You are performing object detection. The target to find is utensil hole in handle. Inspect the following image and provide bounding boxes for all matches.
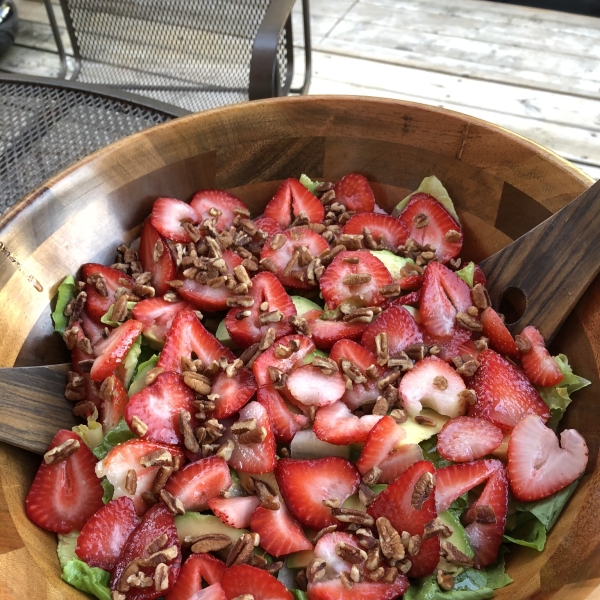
[496,286,527,325]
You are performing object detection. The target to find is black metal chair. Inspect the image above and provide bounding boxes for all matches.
[44,0,312,113]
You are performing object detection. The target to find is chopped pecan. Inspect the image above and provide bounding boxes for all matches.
[44,438,80,465]
[440,541,474,567]
[415,415,437,427]
[150,466,173,495]
[377,517,405,561]
[159,489,185,515]
[179,410,201,453]
[313,524,337,544]
[456,359,480,377]
[474,504,497,524]
[358,484,376,507]
[458,389,477,405]
[456,312,482,332]
[216,439,235,461]
[437,570,455,591]
[307,558,327,584]
[336,541,368,564]
[362,466,382,487]
[332,508,374,527]
[356,528,377,550]
[254,480,280,510]
[515,334,531,353]
[340,571,354,590]
[423,517,453,540]
[412,472,435,510]
[190,533,232,554]
[183,371,212,395]
[125,469,137,495]
[226,533,255,567]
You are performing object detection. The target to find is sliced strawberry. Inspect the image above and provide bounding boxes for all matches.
[421,326,472,363]
[190,189,247,232]
[132,297,194,346]
[398,275,423,292]
[303,309,368,349]
[356,416,406,475]
[464,466,509,568]
[437,417,504,463]
[507,414,588,502]
[75,496,139,572]
[330,339,384,411]
[25,430,104,533]
[435,459,503,513]
[158,311,256,419]
[80,309,107,346]
[393,289,420,306]
[151,197,199,243]
[518,326,564,387]
[257,385,309,443]
[253,215,283,237]
[420,261,472,338]
[177,250,243,311]
[139,218,177,296]
[82,263,134,322]
[308,578,409,600]
[221,564,293,600]
[263,178,325,228]
[481,307,519,357]
[169,582,226,600]
[467,349,550,432]
[378,444,424,484]
[275,457,361,529]
[250,500,313,557]
[313,402,383,445]
[208,496,261,529]
[97,439,184,515]
[286,363,346,407]
[164,456,232,512]
[397,193,462,262]
[319,250,392,309]
[399,355,467,418]
[71,322,103,409]
[90,319,143,382]
[165,554,226,600]
[313,531,364,579]
[228,401,277,474]
[342,213,409,249]
[100,374,129,433]
[125,372,199,446]
[111,503,181,599]
[225,272,296,347]
[333,173,375,213]
[473,264,487,287]
[361,305,422,357]
[260,227,329,289]
[367,461,439,578]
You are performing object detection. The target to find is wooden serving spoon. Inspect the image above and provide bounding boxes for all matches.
[2,178,600,455]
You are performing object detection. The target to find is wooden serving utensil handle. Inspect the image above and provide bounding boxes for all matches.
[479,178,600,343]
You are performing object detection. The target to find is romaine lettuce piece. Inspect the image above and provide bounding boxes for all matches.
[127,354,159,397]
[57,532,80,569]
[456,262,475,288]
[51,275,76,334]
[100,477,114,504]
[100,301,137,327]
[72,410,104,450]
[393,176,460,223]
[93,417,135,460]
[299,174,322,195]
[61,559,112,600]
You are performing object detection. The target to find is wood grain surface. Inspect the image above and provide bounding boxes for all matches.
[0,96,597,599]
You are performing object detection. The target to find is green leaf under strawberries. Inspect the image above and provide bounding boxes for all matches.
[290,591,309,600]
[51,275,76,334]
[93,417,135,460]
[100,301,137,327]
[456,262,475,288]
[100,477,114,504]
[299,174,322,195]
[61,559,112,600]
[57,532,80,569]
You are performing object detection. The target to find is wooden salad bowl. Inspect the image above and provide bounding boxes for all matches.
[0,96,599,599]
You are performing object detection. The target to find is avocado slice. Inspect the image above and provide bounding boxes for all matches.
[216,318,239,350]
[399,409,449,446]
[393,175,460,223]
[175,512,247,546]
[438,510,474,561]
[342,484,388,512]
[368,250,415,281]
[303,348,329,365]
[291,295,323,316]
[286,549,315,569]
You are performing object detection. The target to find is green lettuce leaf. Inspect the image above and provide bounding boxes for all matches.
[119,334,143,388]
[483,548,513,590]
[93,417,135,460]
[51,275,76,334]
[299,174,321,195]
[393,176,460,223]
[100,301,137,327]
[456,262,475,288]
[57,532,80,569]
[61,559,112,600]
[100,477,114,504]
[447,494,469,521]
[503,512,546,551]
[519,479,579,531]
[72,409,103,450]
[420,437,452,469]
[290,590,309,600]
[128,354,159,397]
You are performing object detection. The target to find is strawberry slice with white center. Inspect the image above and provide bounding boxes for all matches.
[342,213,410,249]
[132,297,194,346]
[165,554,226,600]
[158,311,256,419]
[463,466,509,568]
[378,443,424,484]
[225,272,296,347]
[100,374,128,433]
[286,363,346,407]
[275,457,361,529]
[71,322,103,409]
[82,263,134,322]
[320,250,392,309]
[111,503,181,599]
[250,499,314,557]
[75,496,139,572]
[260,227,329,289]
[507,414,588,501]
[437,416,504,463]
[125,372,199,446]
[97,439,184,515]
[333,173,375,213]
[221,564,294,600]
[420,261,472,338]
[399,355,467,418]
[357,415,406,475]
[139,218,177,296]
[207,495,261,529]
[263,177,325,228]
[164,456,232,512]
[25,430,104,533]
[80,308,108,346]
[90,319,143,382]
[396,193,463,262]
[435,459,503,513]
[177,249,243,311]
[330,339,384,410]
[170,582,226,600]
[228,401,277,474]
[190,189,247,232]
[151,196,199,243]
[467,349,550,431]
[313,402,383,445]
[257,385,309,443]
[361,305,423,358]
[518,326,564,387]
[367,461,440,578]
[421,326,472,363]
[304,308,369,349]
[253,215,283,237]
[308,578,409,600]
[313,531,365,580]
[481,306,519,357]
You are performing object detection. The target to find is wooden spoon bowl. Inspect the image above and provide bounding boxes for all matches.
[0,96,598,599]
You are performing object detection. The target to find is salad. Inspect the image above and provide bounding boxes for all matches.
[27,173,590,600]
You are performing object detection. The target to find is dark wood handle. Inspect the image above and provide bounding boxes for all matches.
[479,178,600,343]
[0,364,76,455]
